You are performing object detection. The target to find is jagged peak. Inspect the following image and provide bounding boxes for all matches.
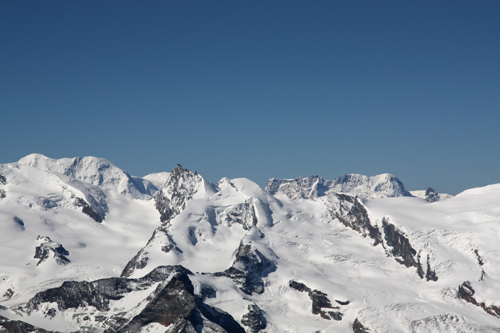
[266,172,411,200]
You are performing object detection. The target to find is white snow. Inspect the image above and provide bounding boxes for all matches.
[1,155,499,332]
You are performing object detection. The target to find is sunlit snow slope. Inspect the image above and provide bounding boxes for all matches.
[0,154,499,333]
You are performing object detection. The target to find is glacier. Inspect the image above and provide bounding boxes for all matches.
[0,154,499,332]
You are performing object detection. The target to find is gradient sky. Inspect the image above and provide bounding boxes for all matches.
[1,1,499,194]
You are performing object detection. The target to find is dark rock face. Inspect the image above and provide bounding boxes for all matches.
[120,227,182,278]
[289,281,346,321]
[120,248,150,278]
[265,175,329,200]
[0,174,6,185]
[216,241,276,295]
[329,194,382,246]
[0,174,6,199]
[74,197,103,222]
[424,187,438,203]
[0,315,57,333]
[458,281,500,318]
[265,173,412,200]
[226,200,258,230]
[116,268,244,333]
[24,265,243,333]
[26,266,189,313]
[381,218,417,268]
[352,318,370,332]
[154,165,205,223]
[241,304,267,333]
[34,236,70,266]
[475,249,485,266]
[425,255,438,281]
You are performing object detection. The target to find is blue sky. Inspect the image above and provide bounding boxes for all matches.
[1,1,499,194]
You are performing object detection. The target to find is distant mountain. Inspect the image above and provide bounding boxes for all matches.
[266,173,412,200]
[410,187,454,202]
[1,154,499,332]
[18,153,158,198]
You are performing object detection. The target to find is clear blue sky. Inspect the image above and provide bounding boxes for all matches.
[1,1,499,194]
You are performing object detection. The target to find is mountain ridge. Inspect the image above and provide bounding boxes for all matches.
[0,154,498,332]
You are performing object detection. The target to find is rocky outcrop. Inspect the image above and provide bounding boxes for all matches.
[424,187,439,203]
[26,266,189,313]
[381,218,417,268]
[225,199,258,230]
[0,174,5,199]
[352,317,370,332]
[416,254,438,281]
[458,281,500,318]
[120,227,182,278]
[328,193,382,246]
[74,197,103,222]
[266,173,412,200]
[289,281,346,321]
[154,165,205,223]
[215,241,276,295]
[24,265,243,332]
[241,304,267,333]
[117,270,244,333]
[34,236,70,266]
[410,188,453,202]
[265,175,329,200]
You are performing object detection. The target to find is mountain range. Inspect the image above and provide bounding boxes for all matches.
[1,154,499,332]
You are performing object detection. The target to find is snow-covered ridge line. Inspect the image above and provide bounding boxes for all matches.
[266,172,412,200]
[1,154,499,332]
[17,153,158,198]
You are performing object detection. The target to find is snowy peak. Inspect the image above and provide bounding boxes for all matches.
[154,165,216,223]
[410,187,453,202]
[17,153,156,198]
[266,173,412,200]
[331,173,412,199]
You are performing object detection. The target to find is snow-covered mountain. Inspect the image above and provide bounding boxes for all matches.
[266,173,412,200]
[410,187,454,202]
[1,154,499,332]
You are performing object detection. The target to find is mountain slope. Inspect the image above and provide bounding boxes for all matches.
[1,155,499,332]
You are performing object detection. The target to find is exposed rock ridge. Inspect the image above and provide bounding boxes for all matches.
[458,281,500,318]
[241,304,267,333]
[25,266,190,313]
[215,237,276,295]
[122,165,209,278]
[327,193,382,246]
[74,197,103,222]
[0,174,6,199]
[23,265,243,332]
[327,196,437,281]
[266,173,412,200]
[410,187,454,202]
[289,280,347,321]
[116,269,244,333]
[352,317,370,332]
[154,164,205,223]
[381,218,417,268]
[120,226,182,278]
[34,236,70,266]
